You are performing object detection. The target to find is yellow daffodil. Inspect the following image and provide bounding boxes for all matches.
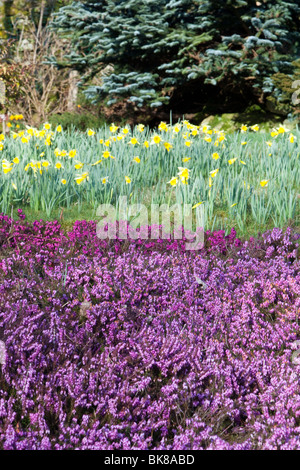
[228,158,237,165]
[13,157,19,164]
[260,179,269,187]
[61,179,67,184]
[56,125,62,132]
[144,141,149,148]
[110,124,118,133]
[158,121,168,131]
[87,129,95,136]
[137,124,144,132]
[69,149,77,158]
[277,125,286,134]
[177,167,190,184]
[75,172,89,185]
[129,137,138,145]
[168,177,178,187]
[75,162,84,170]
[133,156,140,163]
[164,142,172,152]
[182,157,191,162]
[153,135,161,144]
[55,162,63,169]
[192,202,203,209]
[125,176,131,184]
[289,133,295,143]
[251,124,259,132]
[212,152,219,160]
[102,176,108,184]
[91,159,102,166]
[2,162,13,174]
[210,168,219,178]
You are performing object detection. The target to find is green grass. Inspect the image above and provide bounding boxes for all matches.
[10,199,299,239]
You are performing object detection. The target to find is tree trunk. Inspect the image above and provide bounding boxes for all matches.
[67,70,79,112]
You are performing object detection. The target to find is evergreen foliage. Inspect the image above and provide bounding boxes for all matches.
[267,59,300,118]
[46,1,300,115]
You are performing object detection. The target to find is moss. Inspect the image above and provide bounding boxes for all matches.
[195,105,288,133]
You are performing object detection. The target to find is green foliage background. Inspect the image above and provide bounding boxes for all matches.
[47,0,300,123]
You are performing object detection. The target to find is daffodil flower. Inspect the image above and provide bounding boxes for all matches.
[192,202,203,209]
[110,124,118,133]
[164,142,172,152]
[69,149,77,158]
[158,122,168,131]
[210,169,219,178]
[168,177,178,187]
